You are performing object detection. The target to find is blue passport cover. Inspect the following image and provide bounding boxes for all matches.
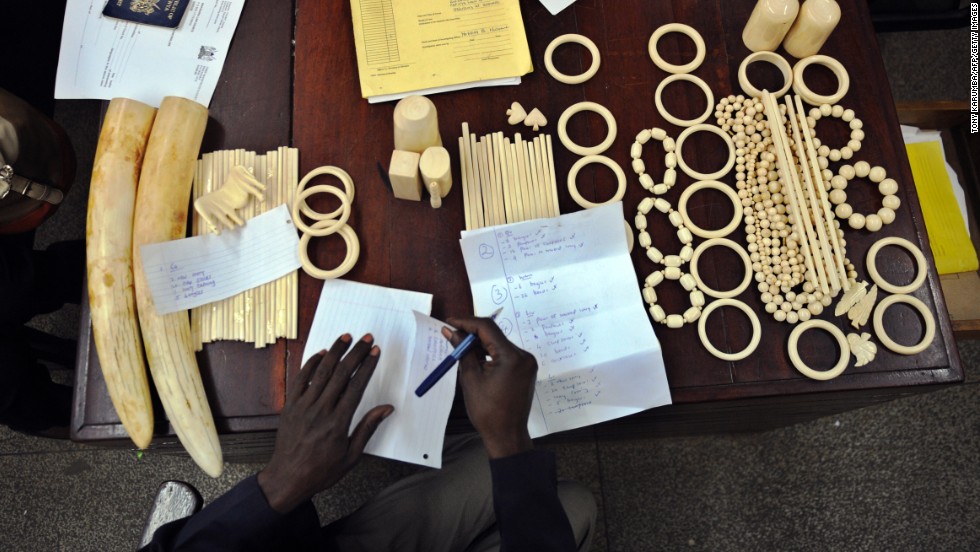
[102,0,190,28]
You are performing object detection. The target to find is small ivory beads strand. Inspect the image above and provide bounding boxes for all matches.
[632,127,679,196]
[642,268,705,328]
[828,161,901,232]
[634,196,695,269]
[807,104,864,163]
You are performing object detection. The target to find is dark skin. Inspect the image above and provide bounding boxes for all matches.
[258,315,538,512]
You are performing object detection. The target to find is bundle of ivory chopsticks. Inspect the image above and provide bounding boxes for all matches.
[459,123,560,230]
[190,147,299,349]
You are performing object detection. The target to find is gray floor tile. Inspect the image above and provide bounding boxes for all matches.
[876,28,971,103]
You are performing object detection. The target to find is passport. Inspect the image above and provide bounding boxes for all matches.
[102,0,190,28]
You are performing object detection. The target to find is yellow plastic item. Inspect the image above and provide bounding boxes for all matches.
[906,141,978,274]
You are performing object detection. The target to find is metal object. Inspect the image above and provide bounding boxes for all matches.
[0,164,64,204]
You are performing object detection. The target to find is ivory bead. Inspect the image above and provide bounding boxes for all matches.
[636,129,652,144]
[640,174,655,190]
[798,309,812,322]
[781,301,793,312]
[639,197,655,214]
[639,231,652,248]
[643,287,657,304]
[691,290,705,308]
[653,183,669,195]
[647,247,664,263]
[835,203,853,219]
[839,164,856,179]
[882,195,901,210]
[819,104,832,116]
[682,307,701,323]
[809,107,820,119]
[680,245,694,262]
[678,228,694,244]
[854,161,871,178]
[840,147,854,160]
[761,292,773,303]
[829,189,847,205]
[808,302,823,315]
[663,138,676,152]
[878,207,896,224]
[842,109,855,122]
[818,145,830,157]
[820,295,833,307]
[829,149,841,162]
[665,266,681,280]
[774,310,787,322]
[831,175,847,189]
[818,156,829,169]
[878,178,898,195]
[786,311,799,324]
[765,302,778,314]
[664,169,677,186]
[831,104,844,117]
[652,127,667,141]
[665,255,682,268]
[851,129,865,141]
[668,211,684,228]
[666,314,685,329]
[869,166,887,183]
[655,198,672,213]
[631,142,643,159]
[865,213,883,232]
[650,305,667,322]
[632,159,646,174]
[665,152,678,169]
[850,118,863,130]
[847,140,861,152]
[646,270,665,287]
[634,214,647,230]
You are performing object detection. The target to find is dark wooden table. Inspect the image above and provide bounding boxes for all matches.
[73,0,964,456]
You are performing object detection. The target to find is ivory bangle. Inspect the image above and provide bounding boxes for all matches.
[690,238,752,299]
[866,237,927,294]
[698,298,762,361]
[544,34,601,85]
[738,51,792,98]
[792,55,850,105]
[296,166,355,220]
[299,223,360,280]
[557,101,618,156]
[674,124,736,181]
[872,294,936,355]
[291,185,351,236]
[654,74,714,128]
[648,23,706,74]
[567,155,627,209]
[677,180,742,239]
[788,319,850,381]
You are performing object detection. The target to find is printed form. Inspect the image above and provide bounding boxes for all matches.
[460,203,672,438]
[55,0,244,107]
[350,0,533,102]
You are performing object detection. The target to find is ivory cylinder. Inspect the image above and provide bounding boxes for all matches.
[742,0,800,52]
[783,0,841,58]
[393,95,442,153]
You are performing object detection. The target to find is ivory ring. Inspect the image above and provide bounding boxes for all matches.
[690,238,752,299]
[678,180,743,239]
[788,320,850,381]
[544,34,601,85]
[738,51,792,98]
[866,237,927,294]
[792,55,850,106]
[675,124,736,180]
[299,223,360,280]
[567,155,627,209]
[292,185,351,236]
[654,74,714,128]
[872,294,936,356]
[296,166,355,220]
[698,298,761,361]
[558,101,618,156]
[648,23,706,74]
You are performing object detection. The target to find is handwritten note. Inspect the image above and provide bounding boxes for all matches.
[302,280,457,468]
[460,202,671,438]
[139,205,300,314]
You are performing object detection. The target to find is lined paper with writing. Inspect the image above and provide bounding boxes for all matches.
[139,204,300,314]
[460,202,671,438]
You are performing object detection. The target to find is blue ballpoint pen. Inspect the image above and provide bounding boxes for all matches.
[414,307,505,397]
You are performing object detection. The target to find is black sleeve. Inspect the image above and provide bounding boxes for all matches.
[139,475,323,552]
[490,450,577,552]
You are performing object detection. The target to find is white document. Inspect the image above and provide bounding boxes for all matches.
[459,202,671,438]
[302,280,458,468]
[139,204,300,314]
[55,0,245,107]
[367,77,521,104]
[538,0,577,15]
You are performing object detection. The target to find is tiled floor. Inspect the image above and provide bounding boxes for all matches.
[2,23,977,552]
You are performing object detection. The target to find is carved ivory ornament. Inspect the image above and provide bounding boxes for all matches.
[194,165,266,233]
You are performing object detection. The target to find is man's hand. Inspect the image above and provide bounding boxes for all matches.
[257,333,393,513]
[443,317,536,459]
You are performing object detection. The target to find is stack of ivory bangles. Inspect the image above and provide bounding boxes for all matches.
[292,166,360,279]
[737,51,850,107]
[558,101,627,210]
[649,23,713,129]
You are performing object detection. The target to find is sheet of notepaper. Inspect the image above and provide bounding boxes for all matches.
[460,202,671,438]
[139,205,300,315]
[302,280,458,468]
[349,0,533,100]
[55,0,244,107]
[538,0,577,15]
